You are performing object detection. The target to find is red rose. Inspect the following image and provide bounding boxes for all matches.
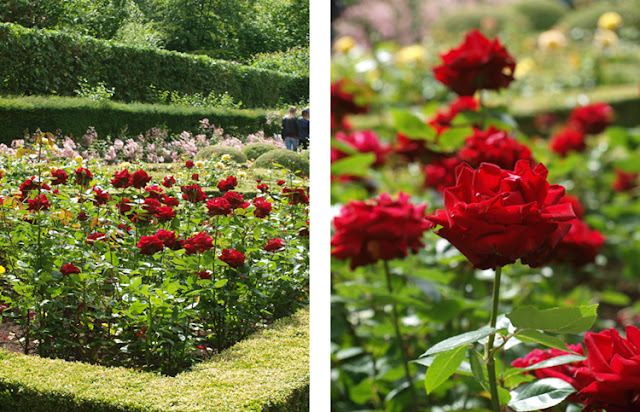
[222,191,248,210]
[154,206,176,223]
[550,127,586,156]
[257,184,269,193]
[332,130,390,167]
[19,177,50,198]
[111,169,131,188]
[130,169,152,189]
[26,194,51,211]
[424,157,462,192]
[77,211,89,222]
[264,238,285,252]
[459,126,533,170]
[252,197,272,218]
[550,218,605,266]
[141,198,162,215]
[145,185,164,200]
[219,248,246,268]
[559,194,585,220]
[433,30,516,96]
[206,197,232,216]
[163,196,180,207]
[75,168,93,186]
[185,160,195,169]
[511,344,585,395]
[181,184,207,203]
[426,160,576,269]
[282,187,309,205]
[184,232,214,255]
[87,232,106,244]
[50,169,69,186]
[191,173,199,181]
[92,187,110,206]
[156,229,184,250]
[332,192,433,269]
[568,103,614,135]
[116,198,133,215]
[573,326,640,412]
[612,169,638,192]
[162,175,176,188]
[276,180,286,186]
[60,263,81,276]
[394,133,434,163]
[331,79,370,132]
[196,270,212,280]
[428,96,480,135]
[137,235,164,255]
[217,176,238,192]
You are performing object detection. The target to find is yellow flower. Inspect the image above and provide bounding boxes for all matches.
[395,44,427,66]
[215,162,225,170]
[119,162,130,169]
[195,160,205,168]
[0,266,5,274]
[333,36,357,54]
[221,154,231,162]
[514,57,535,79]
[598,12,622,30]
[237,171,247,178]
[537,29,567,51]
[594,29,618,48]
[0,168,6,175]
[74,155,83,164]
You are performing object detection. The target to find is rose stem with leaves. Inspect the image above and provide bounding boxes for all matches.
[485,266,503,412]
[383,260,419,408]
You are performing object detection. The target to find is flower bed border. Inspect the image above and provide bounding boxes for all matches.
[0,308,309,411]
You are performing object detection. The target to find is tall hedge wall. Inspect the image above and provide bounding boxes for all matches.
[0,96,269,144]
[0,23,309,109]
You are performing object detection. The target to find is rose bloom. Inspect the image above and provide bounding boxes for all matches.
[394,133,434,163]
[257,183,269,193]
[550,218,606,266]
[276,180,286,186]
[137,235,164,255]
[332,192,433,269]
[185,160,195,169]
[77,211,89,222]
[130,169,152,189]
[74,167,93,186]
[459,126,533,170]
[433,29,516,96]
[252,197,272,218]
[223,191,248,209]
[156,229,184,250]
[550,127,586,157]
[264,238,285,252]
[92,187,110,206]
[560,194,585,220]
[428,96,480,136]
[154,206,176,223]
[196,270,212,280]
[331,79,370,132]
[116,198,133,215]
[162,175,176,188]
[191,173,199,181]
[181,184,207,203]
[219,248,246,268]
[141,198,162,215]
[332,130,390,167]
[612,169,638,192]
[60,263,81,276]
[424,157,463,192]
[426,160,576,269]
[145,185,164,200]
[111,169,131,188]
[184,232,214,255]
[568,103,614,135]
[206,197,232,216]
[217,176,238,192]
[27,194,51,211]
[572,326,640,412]
[87,232,107,244]
[50,169,69,185]
[282,187,310,205]
[19,177,50,198]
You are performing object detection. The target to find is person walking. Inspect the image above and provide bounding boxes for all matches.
[298,107,310,150]
[282,106,301,151]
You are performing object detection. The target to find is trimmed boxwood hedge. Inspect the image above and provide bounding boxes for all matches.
[0,96,268,145]
[242,142,282,161]
[0,308,309,411]
[195,145,248,163]
[0,22,308,109]
[254,149,310,176]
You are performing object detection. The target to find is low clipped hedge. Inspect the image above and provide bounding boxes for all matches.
[254,149,310,176]
[0,308,309,412]
[0,22,308,108]
[431,6,531,40]
[558,0,640,31]
[0,96,267,144]
[509,0,568,31]
[242,142,281,161]
[195,145,248,163]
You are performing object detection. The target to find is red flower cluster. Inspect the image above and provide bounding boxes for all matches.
[332,192,432,269]
[282,187,309,205]
[424,157,463,192]
[156,229,184,250]
[87,232,107,244]
[137,235,164,255]
[264,238,285,252]
[60,263,81,276]
[206,197,232,216]
[50,169,68,186]
[162,175,176,188]
[26,194,51,211]
[185,160,195,169]
[217,176,238,192]
[184,232,213,255]
[19,177,50,199]
[92,187,110,206]
[181,184,207,203]
[332,130,390,168]
[223,191,248,209]
[130,169,152,189]
[459,126,533,170]
[569,103,614,135]
[111,169,131,188]
[550,127,586,157]
[219,248,246,268]
[612,169,638,192]
[75,168,93,186]
[433,29,516,96]
[252,197,272,218]
[426,161,575,269]
[331,79,370,132]
[257,183,269,193]
[429,96,480,136]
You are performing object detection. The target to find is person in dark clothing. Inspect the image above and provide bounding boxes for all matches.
[298,107,310,150]
[282,106,301,151]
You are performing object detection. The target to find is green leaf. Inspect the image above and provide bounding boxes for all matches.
[515,330,582,354]
[103,251,119,266]
[390,109,436,140]
[508,378,576,411]
[437,126,473,151]
[330,153,375,177]
[421,327,497,356]
[507,305,598,334]
[516,354,586,372]
[214,279,228,288]
[424,345,468,394]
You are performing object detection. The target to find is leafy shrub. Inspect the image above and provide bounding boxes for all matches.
[558,1,640,30]
[242,142,281,161]
[195,145,248,163]
[254,149,309,175]
[431,6,531,40]
[510,0,568,31]
[249,45,310,77]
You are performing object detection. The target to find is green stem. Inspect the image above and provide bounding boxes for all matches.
[383,260,418,409]
[485,266,503,412]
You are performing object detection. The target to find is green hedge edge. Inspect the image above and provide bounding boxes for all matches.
[0,308,309,412]
[0,95,269,144]
[0,22,309,109]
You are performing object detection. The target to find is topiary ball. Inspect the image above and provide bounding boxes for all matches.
[254,149,309,176]
[195,145,247,163]
[242,142,280,161]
